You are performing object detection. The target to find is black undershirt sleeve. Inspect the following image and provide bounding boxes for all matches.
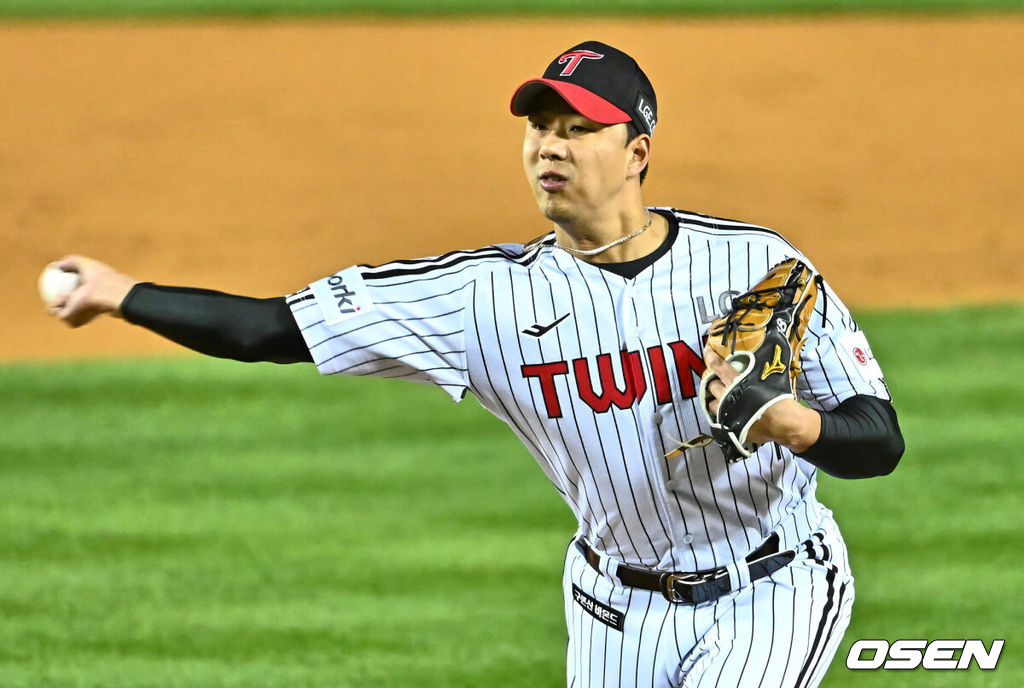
[797,395,905,479]
[120,283,313,364]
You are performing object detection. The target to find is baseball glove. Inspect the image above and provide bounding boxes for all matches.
[691,258,822,462]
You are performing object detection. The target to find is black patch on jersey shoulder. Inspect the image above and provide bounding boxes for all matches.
[572,584,625,631]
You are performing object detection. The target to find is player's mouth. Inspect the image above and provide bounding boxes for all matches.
[538,171,568,193]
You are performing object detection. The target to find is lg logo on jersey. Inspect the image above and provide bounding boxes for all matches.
[696,291,741,324]
[846,639,1004,671]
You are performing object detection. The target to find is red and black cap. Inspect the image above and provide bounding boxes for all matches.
[510,40,658,137]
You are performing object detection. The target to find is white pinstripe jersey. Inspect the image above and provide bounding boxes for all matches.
[287,208,890,572]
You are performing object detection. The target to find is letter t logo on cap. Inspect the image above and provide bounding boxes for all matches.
[558,50,604,77]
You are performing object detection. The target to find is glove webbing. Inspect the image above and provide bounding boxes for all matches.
[709,283,802,354]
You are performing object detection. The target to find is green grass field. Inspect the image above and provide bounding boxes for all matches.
[0,0,1021,17]
[1,304,1021,686]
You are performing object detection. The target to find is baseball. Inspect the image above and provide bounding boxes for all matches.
[38,266,81,305]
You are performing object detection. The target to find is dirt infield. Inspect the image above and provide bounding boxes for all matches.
[2,16,1021,361]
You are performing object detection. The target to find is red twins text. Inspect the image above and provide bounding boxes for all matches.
[521,341,705,418]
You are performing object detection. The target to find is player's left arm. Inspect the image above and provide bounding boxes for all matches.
[704,354,903,478]
[781,273,905,478]
[703,275,905,478]
[797,394,904,478]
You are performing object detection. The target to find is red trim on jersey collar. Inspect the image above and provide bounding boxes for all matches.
[510,79,631,125]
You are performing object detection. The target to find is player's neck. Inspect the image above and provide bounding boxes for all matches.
[555,205,668,264]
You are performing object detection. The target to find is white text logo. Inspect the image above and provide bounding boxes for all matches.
[846,639,1004,671]
[636,95,656,133]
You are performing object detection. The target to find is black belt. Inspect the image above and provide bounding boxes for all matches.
[576,532,795,605]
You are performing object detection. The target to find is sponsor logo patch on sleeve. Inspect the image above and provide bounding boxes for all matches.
[839,331,883,379]
[311,266,375,325]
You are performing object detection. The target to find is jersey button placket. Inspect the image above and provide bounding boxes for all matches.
[638,275,697,559]
[624,281,678,559]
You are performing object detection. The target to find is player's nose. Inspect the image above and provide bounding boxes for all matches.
[539,134,568,161]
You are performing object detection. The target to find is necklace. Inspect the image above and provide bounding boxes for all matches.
[555,209,653,257]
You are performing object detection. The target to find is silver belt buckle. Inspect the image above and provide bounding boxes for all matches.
[659,571,714,604]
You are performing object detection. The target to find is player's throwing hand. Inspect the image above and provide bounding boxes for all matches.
[47,255,138,328]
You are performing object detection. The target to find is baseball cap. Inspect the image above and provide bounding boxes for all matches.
[510,40,658,137]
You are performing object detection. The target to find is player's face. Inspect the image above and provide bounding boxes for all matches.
[522,91,636,225]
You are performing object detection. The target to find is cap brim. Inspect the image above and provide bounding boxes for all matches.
[510,79,630,125]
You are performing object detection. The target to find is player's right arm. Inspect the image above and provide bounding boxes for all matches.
[50,255,312,364]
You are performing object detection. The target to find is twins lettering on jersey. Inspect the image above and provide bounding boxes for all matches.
[521,336,705,419]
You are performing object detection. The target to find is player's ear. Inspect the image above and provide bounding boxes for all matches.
[626,133,651,181]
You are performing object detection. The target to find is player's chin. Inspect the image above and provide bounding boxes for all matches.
[535,193,577,224]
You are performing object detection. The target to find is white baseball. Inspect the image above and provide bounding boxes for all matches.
[38,266,81,305]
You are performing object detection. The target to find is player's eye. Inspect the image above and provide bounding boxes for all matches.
[570,125,592,133]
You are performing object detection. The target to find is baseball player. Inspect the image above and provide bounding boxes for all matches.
[49,41,903,687]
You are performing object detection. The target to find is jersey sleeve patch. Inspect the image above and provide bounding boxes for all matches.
[310,266,375,325]
[838,330,883,379]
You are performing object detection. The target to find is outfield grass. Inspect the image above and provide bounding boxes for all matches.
[820,305,1024,686]
[1,304,1021,686]
[0,0,1021,17]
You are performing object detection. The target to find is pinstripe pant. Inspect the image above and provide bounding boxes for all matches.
[562,524,854,687]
